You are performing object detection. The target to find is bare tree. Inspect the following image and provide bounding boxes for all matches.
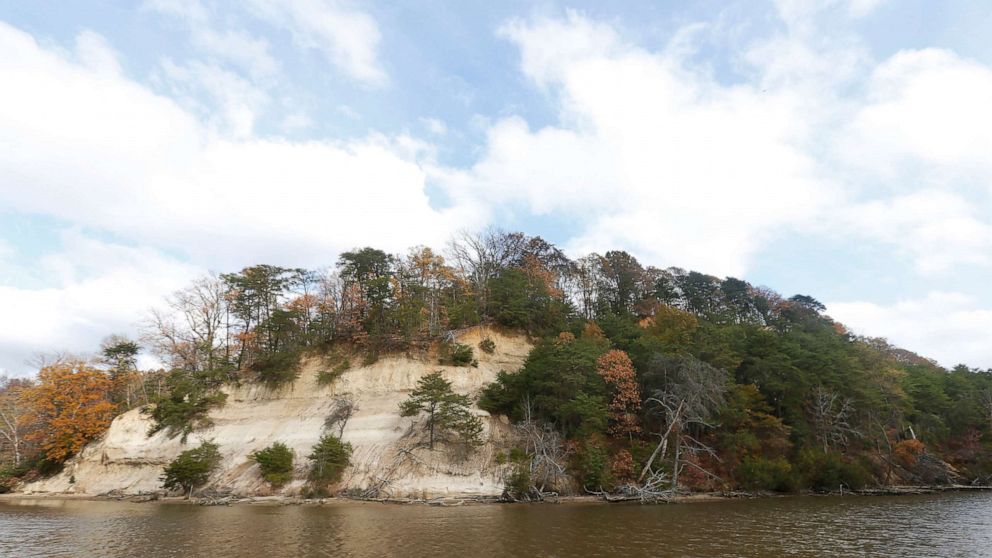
[566,254,603,320]
[809,386,859,453]
[325,395,358,438]
[638,355,727,499]
[447,228,527,314]
[143,274,229,374]
[508,398,569,499]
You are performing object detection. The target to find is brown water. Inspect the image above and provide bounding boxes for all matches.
[2,493,991,557]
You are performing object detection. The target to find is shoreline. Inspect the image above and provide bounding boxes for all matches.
[4,484,991,508]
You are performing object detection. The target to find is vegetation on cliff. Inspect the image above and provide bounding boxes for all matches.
[2,229,992,498]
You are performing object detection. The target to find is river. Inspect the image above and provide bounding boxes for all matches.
[2,492,991,557]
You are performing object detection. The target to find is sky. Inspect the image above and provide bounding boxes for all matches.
[1,0,991,375]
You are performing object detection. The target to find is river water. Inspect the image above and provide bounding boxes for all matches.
[2,492,991,557]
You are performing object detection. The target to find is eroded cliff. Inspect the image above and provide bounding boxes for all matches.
[23,327,530,498]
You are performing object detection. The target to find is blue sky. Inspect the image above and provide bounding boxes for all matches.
[1,0,991,374]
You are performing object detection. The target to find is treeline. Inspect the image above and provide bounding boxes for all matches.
[3,229,992,495]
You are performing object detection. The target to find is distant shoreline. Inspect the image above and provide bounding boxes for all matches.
[4,485,991,508]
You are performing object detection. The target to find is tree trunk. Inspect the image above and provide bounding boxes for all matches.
[638,401,683,483]
[671,422,681,498]
[428,411,435,450]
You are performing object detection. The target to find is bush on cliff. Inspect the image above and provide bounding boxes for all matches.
[251,442,294,487]
[308,434,352,486]
[161,440,222,498]
[146,370,227,443]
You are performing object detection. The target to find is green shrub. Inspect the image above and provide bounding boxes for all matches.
[0,463,29,494]
[736,456,798,492]
[252,349,302,386]
[798,450,871,491]
[251,442,295,487]
[575,440,612,489]
[145,370,227,443]
[362,352,379,367]
[479,337,496,354]
[317,359,351,386]
[161,441,222,497]
[504,464,532,499]
[440,343,476,367]
[508,447,527,463]
[308,434,353,485]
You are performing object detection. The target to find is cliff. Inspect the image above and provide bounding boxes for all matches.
[22,327,531,498]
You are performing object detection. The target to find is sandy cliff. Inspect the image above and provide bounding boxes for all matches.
[23,327,531,498]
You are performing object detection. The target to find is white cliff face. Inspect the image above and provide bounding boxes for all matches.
[23,327,531,498]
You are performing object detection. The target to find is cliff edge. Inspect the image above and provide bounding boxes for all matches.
[22,327,531,498]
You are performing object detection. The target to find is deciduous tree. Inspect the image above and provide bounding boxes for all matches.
[0,375,31,467]
[20,362,115,463]
[595,350,641,437]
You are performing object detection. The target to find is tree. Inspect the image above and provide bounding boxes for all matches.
[337,248,395,339]
[161,440,222,498]
[479,336,608,436]
[641,355,728,495]
[308,434,353,485]
[20,362,116,463]
[596,251,645,315]
[222,265,302,368]
[595,350,641,437]
[809,386,859,453]
[448,228,527,314]
[100,335,143,410]
[399,371,483,449]
[145,369,227,442]
[0,375,31,467]
[251,442,294,486]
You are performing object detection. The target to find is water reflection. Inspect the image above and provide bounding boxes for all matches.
[2,492,991,557]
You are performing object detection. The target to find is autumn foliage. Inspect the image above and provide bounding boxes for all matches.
[596,350,641,437]
[20,362,115,463]
[893,439,926,468]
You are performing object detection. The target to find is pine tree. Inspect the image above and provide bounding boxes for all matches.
[399,371,483,449]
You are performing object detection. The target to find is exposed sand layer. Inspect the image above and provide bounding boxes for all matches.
[22,327,531,498]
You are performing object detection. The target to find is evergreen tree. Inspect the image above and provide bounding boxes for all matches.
[400,371,483,449]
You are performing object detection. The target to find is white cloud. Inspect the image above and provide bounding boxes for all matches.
[244,0,387,86]
[420,117,447,136]
[0,23,471,274]
[436,12,835,275]
[281,111,313,132]
[774,0,888,28]
[0,21,476,372]
[74,30,124,76]
[145,0,279,80]
[157,58,270,137]
[841,191,992,275]
[829,292,992,369]
[843,48,992,178]
[4,6,992,372]
[0,232,202,376]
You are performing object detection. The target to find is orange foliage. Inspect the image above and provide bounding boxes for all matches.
[893,438,925,468]
[521,254,562,299]
[610,449,635,482]
[555,331,576,346]
[582,321,605,340]
[596,350,642,437]
[20,362,116,463]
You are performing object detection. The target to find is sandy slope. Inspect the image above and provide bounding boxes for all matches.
[23,327,531,498]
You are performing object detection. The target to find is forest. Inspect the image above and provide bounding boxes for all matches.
[2,229,992,497]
